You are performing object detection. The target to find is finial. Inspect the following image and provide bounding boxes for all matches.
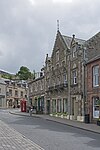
[57,20,59,31]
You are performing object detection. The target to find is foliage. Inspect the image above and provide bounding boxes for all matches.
[1,74,13,80]
[16,66,34,80]
[52,112,68,116]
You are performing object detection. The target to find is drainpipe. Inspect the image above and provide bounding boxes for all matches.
[68,54,71,119]
[82,46,87,121]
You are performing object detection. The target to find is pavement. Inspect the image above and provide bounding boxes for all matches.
[0,108,100,150]
[9,108,100,134]
[0,119,44,150]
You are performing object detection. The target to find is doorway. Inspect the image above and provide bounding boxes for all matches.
[47,100,50,114]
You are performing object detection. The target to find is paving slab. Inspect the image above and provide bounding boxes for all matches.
[0,120,44,150]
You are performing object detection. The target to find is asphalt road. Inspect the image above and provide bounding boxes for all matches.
[0,109,100,150]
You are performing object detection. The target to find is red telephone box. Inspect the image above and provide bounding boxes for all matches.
[21,99,26,112]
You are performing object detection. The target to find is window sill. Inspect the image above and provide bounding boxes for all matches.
[93,85,99,88]
[71,83,78,87]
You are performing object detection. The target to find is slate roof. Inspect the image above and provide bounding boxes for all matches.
[0,78,6,85]
[62,35,86,49]
[86,54,100,64]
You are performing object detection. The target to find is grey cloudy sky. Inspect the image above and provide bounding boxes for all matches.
[0,0,100,74]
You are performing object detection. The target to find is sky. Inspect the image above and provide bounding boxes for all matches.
[0,0,100,74]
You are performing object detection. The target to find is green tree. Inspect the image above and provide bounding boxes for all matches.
[1,74,13,80]
[16,66,33,80]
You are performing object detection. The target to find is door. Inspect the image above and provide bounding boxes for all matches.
[47,100,50,114]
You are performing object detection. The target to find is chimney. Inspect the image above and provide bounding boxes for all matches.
[46,54,48,58]
[72,34,75,39]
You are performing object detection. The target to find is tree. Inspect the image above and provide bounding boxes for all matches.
[16,66,33,80]
[1,74,13,80]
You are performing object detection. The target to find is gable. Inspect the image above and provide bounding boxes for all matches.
[51,31,68,56]
[86,32,100,61]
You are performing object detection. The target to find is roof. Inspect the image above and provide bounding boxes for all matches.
[28,76,44,84]
[85,31,100,61]
[62,35,86,49]
[0,69,15,75]
[87,31,100,42]
[86,55,100,64]
[0,78,6,85]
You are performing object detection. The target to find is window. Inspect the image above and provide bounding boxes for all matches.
[72,46,76,58]
[35,83,38,91]
[93,65,99,87]
[63,98,68,113]
[63,73,67,87]
[72,70,77,84]
[9,89,12,96]
[56,51,59,62]
[93,97,100,118]
[30,85,33,93]
[56,63,59,69]
[62,60,65,67]
[47,79,50,88]
[52,99,56,113]
[40,81,43,90]
[57,99,62,113]
[63,73,67,83]
[21,91,23,97]
[15,90,18,97]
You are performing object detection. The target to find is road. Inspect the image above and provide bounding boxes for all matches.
[0,109,100,150]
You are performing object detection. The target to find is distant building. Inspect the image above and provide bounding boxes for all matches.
[28,72,45,113]
[0,69,14,77]
[5,79,28,108]
[0,78,6,108]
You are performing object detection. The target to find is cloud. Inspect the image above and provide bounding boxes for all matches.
[53,0,72,3]
[0,0,100,73]
[29,0,35,5]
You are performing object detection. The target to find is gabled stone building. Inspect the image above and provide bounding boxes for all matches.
[45,30,86,121]
[28,29,100,122]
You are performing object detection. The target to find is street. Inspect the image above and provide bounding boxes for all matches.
[0,109,100,150]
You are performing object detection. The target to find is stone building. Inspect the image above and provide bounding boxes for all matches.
[0,78,6,108]
[44,30,86,121]
[28,30,100,122]
[5,79,28,108]
[86,32,100,123]
[28,73,45,113]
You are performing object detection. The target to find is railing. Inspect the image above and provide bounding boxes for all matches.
[47,82,68,92]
